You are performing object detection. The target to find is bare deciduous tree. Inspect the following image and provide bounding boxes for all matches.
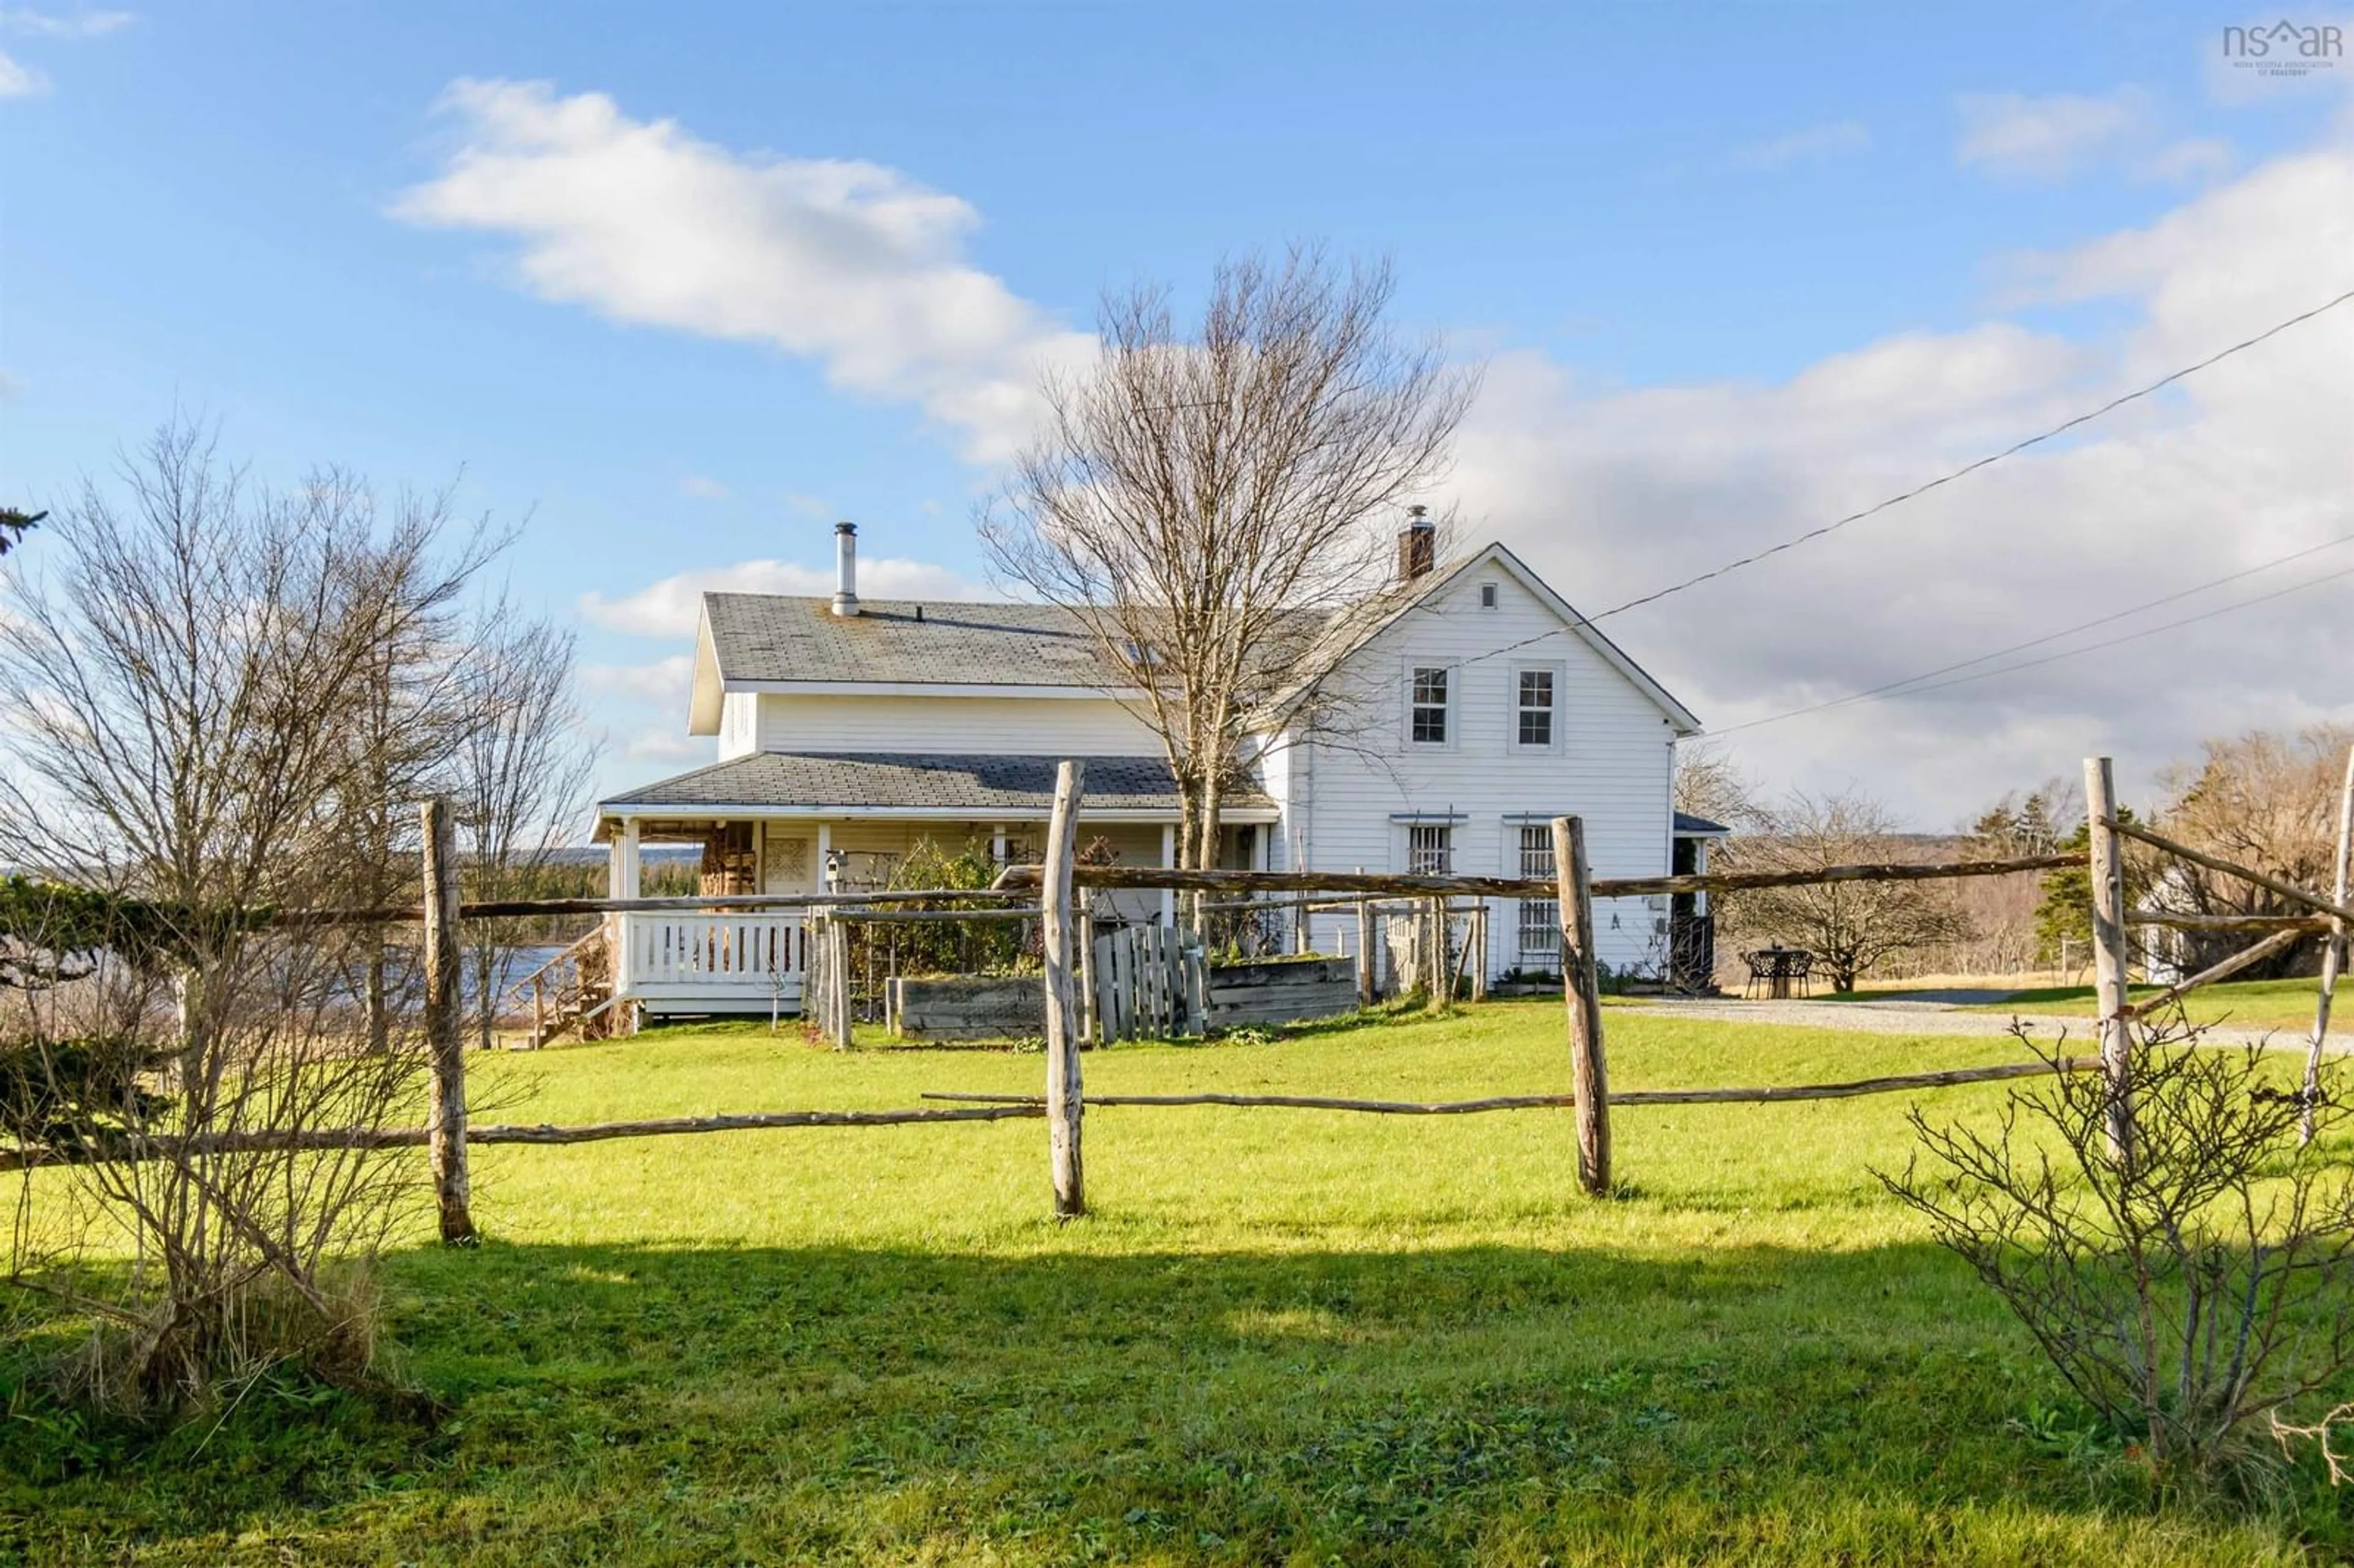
[330,486,506,1051]
[1718,788,1973,992]
[0,420,563,1406]
[980,246,1479,897]
[454,607,599,1050]
[1673,744,1758,830]
[2139,725,2354,978]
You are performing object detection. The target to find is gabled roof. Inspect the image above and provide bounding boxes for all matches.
[1259,541,1702,736]
[685,540,1701,738]
[688,591,1325,734]
[596,751,1274,834]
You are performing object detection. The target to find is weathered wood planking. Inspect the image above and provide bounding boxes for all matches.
[1202,956,1359,1027]
[894,976,1046,1041]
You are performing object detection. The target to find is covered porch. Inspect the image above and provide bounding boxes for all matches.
[590,752,1278,1022]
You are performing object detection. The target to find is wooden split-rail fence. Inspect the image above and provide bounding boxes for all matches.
[28,752,2350,1235]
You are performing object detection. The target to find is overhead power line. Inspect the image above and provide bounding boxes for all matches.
[1710,535,2354,737]
[1592,284,2354,620]
[1452,283,2354,676]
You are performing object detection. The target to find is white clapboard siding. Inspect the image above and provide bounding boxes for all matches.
[1276,563,1678,976]
[736,693,1158,759]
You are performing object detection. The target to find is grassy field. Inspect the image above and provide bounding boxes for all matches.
[1954,975,2349,1034]
[6,1002,2352,1564]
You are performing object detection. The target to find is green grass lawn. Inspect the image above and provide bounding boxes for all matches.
[1952,975,2352,1034]
[6,1002,2351,1565]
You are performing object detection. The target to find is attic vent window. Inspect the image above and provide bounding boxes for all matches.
[1479,583,1498,609]
[1125,641,1160,668]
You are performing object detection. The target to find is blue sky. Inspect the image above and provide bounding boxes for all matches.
[5,2,2351,822]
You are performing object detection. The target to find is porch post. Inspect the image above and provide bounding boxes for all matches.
[1160,823,1177,927]
[618,818,642,900]
[816,822,832,890]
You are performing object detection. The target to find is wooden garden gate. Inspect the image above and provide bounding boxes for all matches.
[1091,924,1208,1042]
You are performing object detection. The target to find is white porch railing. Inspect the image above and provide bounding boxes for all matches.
[612,911,807,1009]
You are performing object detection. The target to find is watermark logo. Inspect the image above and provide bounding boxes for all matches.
[2223,18,2344,75]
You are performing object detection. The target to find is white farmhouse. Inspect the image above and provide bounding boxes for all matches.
[590,516,1721,1020]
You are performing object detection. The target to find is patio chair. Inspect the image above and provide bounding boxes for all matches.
[1740,950,1777,1000]
[1788,950,1815,998]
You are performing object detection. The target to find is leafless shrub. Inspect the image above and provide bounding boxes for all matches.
[1881,1018,2354,1494]
[0,419,539,1409]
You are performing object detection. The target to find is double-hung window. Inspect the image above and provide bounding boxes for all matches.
[1408,823,1454,875]
[1516,668,1555,748]
[1517,825,1560,961]
[1409,666,1450,745]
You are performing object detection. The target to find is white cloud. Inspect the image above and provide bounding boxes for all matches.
[784,492,830,519]
[1956,87,2231,185]
[0,47,47,96]
[1449,131,2354,823]
[679,474,728,500]
[580,553,995,637]
[2140,136,2234,182]
[393,79,1094,462]
[617,728,710,763]
[1733,120,1872,170]
[1,8,132,37]
[1957,88,2154,181]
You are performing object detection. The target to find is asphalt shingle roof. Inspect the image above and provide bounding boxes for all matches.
[601,752,1271,816]
[703,595,1124,687]
[701,593,1332,689]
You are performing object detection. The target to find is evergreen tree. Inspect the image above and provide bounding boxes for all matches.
[0,506,42,557]
[2035,805,2141,962]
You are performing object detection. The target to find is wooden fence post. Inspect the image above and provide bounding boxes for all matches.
[1042,760,1087,1218]
[1078,908,1097,1047]
[2303,745,2354,1144]
[1355,896,1375,1008]
[421,798,477,1245]
[1470,904,1489,1002]
[2084,756,2135,1165]
[1553,816,1611,1196]
[831,916,854,1049]
[1425,896,1447,1011]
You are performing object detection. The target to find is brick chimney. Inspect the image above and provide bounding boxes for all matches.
[831,521,860,617]
[1396,505,1435,583]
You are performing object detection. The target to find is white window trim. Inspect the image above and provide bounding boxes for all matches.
[1509,660,1566,754]
[1403,657,1457,750]
[1403,820,1457,876]
[1509,822,1562,964]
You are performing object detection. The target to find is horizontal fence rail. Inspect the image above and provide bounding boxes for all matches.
[921,1057,2098,1115]
[4,1060,2098,1174]
[992,852,2086,902]
[0,1104,1046,1172]
[264,888,1040,929]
